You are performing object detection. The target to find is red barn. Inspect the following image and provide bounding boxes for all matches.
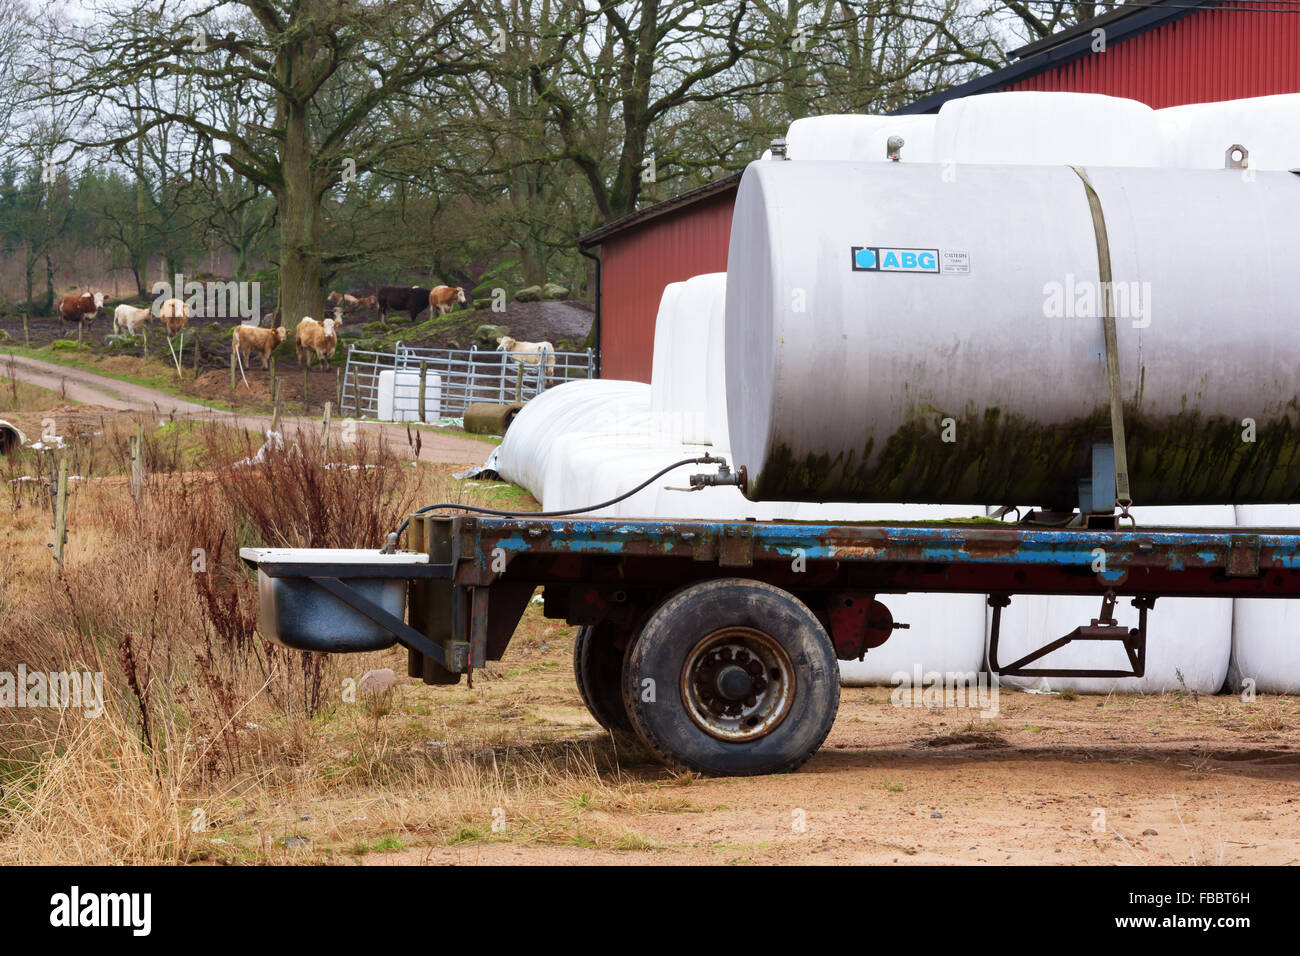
[578,0,1300,383]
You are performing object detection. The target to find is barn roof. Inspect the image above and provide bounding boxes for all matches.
[893,0,1223,114]
[577,171,742,247]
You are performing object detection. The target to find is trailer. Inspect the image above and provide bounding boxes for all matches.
[241,504,1300,777]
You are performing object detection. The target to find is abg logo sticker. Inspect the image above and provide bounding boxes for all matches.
[851,246,939,274]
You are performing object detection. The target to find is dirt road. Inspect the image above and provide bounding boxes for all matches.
[2,352,491,464]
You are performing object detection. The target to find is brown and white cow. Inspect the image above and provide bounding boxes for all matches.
[295,316,338,368]
[156,298,191,337]
[429,285,466,316]
[54,291,104,328]
[232,324,287,370]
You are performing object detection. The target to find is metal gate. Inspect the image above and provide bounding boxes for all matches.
[340,344,596,420]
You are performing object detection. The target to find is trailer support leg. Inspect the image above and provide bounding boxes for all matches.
[988,591,1152,680]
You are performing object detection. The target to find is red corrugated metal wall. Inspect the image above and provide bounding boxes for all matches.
[599,191,735,382]
[1004,6,1300,107]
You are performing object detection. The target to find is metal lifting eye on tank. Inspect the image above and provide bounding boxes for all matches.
[886,135,904,161]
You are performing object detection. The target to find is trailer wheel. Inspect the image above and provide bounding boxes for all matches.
[621,579,839,776]
[572,624,634,733]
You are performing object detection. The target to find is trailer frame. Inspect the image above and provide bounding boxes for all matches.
[243,513,1300,774]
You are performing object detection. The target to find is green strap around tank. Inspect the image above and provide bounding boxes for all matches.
[1069,164,1133,511]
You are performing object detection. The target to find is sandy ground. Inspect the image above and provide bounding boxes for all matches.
[339,626,1300,867]
[1,352,490,464]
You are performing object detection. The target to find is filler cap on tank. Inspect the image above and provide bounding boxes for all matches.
[886,135,905,162]
[769,137,789,160]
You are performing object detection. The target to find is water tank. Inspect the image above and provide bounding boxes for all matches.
[649,274,726,444]
[932,91,1161,167]
[1157,94,1300,171]
[777,114,937,162]
[377,369,442,423]
[725,158,1300,505]
[1232,504,1300,693]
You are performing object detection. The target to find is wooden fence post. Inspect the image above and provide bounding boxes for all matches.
[53,455,69,572]
[418,360,428,423]
[323,401,332,443]
[351,366,360,417]
[303,365,309,414]
[131,421,144,505]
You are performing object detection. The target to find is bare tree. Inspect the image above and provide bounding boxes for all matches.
[58,0,479,326]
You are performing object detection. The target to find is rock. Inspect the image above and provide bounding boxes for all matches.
[1142,828,1158,836]
[474,324,509,347]
[282,835,309,849]
[473,297,494,310]
[542,282,569,300]
[358,667,397,694]
[514,285,542,302]
[931,812,943,819]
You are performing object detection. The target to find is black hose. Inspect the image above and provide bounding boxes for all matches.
[392,454,725,546]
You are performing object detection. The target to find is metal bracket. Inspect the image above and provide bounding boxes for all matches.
[309,576,467,671]
[1225,144,1249,169]
[987,591,1152,679]
[1077,441,1117,515]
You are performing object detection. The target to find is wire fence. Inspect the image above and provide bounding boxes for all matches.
[339,343,596,420]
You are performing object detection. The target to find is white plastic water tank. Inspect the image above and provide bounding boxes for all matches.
[1232,505,1300,694]
[649,274,726,444]
[497,379,653,498]
[837,504,989,686]
[988,505,1235,694]
[377,368,442,422]
[932,91,1161,166]
[779,114,937,162]
[725,158,1300,504]
[1157,94,1300,171]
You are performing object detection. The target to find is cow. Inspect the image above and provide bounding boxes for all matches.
[326,291,359,309]
[232,324,287,371]
[54,292,104,328]
[156,298,191,337]
[113,304,151,336]
[295,316,338,368]
[429,285,466,316]
[376,285,432,323]
[497,335,556,378]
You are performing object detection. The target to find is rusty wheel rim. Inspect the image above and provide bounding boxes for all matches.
[680,627,796,742]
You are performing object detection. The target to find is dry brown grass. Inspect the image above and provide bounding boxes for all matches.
[0,417,660,864]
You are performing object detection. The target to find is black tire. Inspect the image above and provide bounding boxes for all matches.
[621,578,839,777]
[572,623,634,733]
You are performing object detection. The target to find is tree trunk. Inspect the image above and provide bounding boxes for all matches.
[277,100,322,329]
[43,251,55,315]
